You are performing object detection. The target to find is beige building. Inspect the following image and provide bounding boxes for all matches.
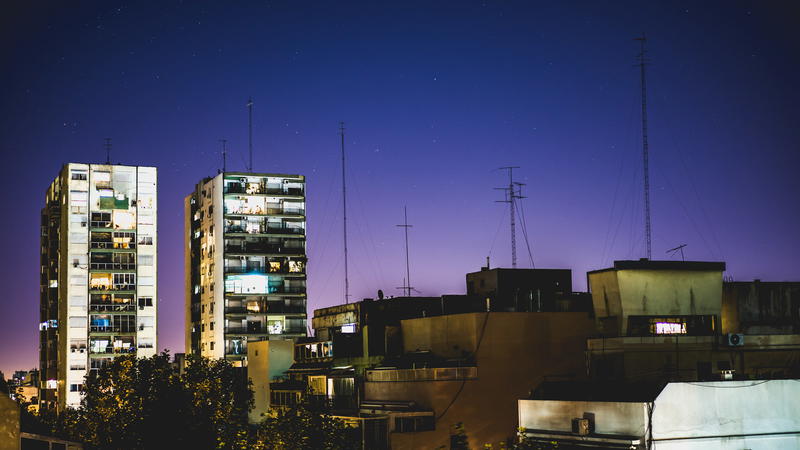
[363,311,597,449]
[40,164,158,410]
[184,172,307,366]
[246,340,295,422]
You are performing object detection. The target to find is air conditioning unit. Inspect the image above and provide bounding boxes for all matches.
[572,418,590,436]
[727,333,744,347]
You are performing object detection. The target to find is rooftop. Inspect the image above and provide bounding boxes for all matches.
[588,259,726,274]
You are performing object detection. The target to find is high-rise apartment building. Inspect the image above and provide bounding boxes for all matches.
[185,172,307,366]
[40,164,158,410]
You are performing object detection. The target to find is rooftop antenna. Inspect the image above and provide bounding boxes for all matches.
[396,206,414,296]
[104,138,112,164]
[635,33,652,259]
[667,244,687,261]
[219,139,228,173]
[495,166,522,268]
[339,122,350,304]
[247,97,254,172]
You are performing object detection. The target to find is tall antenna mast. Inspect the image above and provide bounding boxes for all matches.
[104,138,112,164]
[396,206,414,296]
[247,97,254,172]
[340,122,350,304]
[495,166,521,268]
[219,139,228,173]
[635,34,652,259]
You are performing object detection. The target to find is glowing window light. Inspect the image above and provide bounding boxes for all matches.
[655,322,686,335]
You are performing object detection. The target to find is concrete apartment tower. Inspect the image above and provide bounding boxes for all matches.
[40,163,158,410]
[185,172,307,366]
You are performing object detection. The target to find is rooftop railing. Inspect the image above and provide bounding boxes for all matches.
[366,367,477,382]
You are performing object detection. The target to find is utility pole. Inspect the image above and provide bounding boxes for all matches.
[636,34,652,259]
[247,97,254,172]
[340,122,350,304]
[495,166,522,268]
[396,206,414,296]
[219,139,228,173]
[104,138,112,164]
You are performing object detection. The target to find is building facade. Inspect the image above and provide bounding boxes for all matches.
[40,163,158,410]
[185,172,307,366]
[519,380,800,449]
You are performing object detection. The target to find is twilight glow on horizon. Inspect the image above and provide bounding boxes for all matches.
[1,1,798,375]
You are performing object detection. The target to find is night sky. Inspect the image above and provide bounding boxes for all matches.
[1,1,798,376]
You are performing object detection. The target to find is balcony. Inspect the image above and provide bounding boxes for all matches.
[225,325,305,335]
[89,284,136,292]
[366,366,478,382]
[225,207,305,217]
[90,262,136,271]
[89,345,137,355]
[224,302,305,315]
[224,184,304,196]
[224,244,305,255]
[224,265,305,275]
[90,241,136,250]
[89,304,136,312]
[89,325,136,333]
[224,225,305,236]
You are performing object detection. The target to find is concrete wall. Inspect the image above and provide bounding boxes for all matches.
[365,312,597,449]
[590,268,722,336]
[722,281,800,335]
[652,380,800,449]
[248,340,294,423]
[518,399,647,436]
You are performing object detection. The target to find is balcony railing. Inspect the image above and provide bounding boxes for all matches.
[224,225,305,235]
[366,366,478,382]
[224,265,306,275]
[89,346,137,355]
[90,242,136,250]
[224,184,304,196]
[224,245,305,255]
[90,262,136,270]
[89,284,136,292]
[225,208,305,216]
[90,304,136,312]
[89,325,136,333]
[224,303,305,314]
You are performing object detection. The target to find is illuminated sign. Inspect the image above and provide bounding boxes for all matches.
[341,323,357,334]
[655,322,687,335]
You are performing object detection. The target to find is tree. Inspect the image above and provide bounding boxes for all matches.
[44,352,253,449]
[252,395,359,450]
[449,422,470,450]
[36,353,359,449]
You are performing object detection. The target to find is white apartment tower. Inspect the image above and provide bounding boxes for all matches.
[185,172,307,366]
[40,164,158,410]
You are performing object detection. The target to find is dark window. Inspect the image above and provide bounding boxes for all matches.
[395,416,434,433]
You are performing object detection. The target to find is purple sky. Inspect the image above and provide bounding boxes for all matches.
[1,1,798,376]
